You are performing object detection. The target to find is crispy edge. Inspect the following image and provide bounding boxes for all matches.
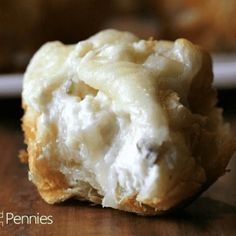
[22,103,73,204]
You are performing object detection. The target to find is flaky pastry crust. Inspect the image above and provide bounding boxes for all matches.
[22,29,235,215]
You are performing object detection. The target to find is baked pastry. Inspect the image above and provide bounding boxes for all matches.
[22,29,235,215]
[150,0,236,51]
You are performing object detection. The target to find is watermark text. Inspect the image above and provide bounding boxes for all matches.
[0,211,53,227]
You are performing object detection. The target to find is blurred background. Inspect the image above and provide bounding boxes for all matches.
[0,0,236,122]
[1,0,236,71]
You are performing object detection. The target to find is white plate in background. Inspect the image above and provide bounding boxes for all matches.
[0,74,23,98]
[0,54,236,97]
[0,74,23,97]
[213,54,236,88]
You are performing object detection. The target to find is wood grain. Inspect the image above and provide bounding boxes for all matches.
[0,119,236,236]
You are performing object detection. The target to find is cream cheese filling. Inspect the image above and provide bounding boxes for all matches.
[23,29,207,208]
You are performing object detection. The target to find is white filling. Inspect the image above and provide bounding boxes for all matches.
[23,29,206,208]
[41,84,161,207]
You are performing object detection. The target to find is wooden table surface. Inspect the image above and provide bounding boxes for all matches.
[0,103,236,236]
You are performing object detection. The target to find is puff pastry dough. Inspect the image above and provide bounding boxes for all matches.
[22,29,235,215]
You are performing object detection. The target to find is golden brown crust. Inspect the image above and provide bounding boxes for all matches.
[22,107,73,204]
[18,149,28,163]
[118,183,205,216]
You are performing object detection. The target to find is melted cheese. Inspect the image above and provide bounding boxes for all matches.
[23,29,206,208]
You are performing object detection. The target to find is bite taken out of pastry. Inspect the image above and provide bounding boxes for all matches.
[21,29,235,215]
